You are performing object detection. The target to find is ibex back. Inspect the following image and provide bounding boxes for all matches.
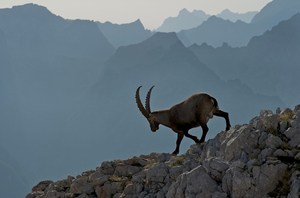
[135,86,231,155]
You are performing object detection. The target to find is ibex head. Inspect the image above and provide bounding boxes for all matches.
[135,86,159,132]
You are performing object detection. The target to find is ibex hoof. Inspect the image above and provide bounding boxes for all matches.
[172,151,179,155]
[198,140,205,144]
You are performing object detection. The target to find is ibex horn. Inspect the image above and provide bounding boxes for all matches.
[135,86,150,118]
[145,86,155,114]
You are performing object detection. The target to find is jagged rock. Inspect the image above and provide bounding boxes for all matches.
[166,165,218,198]
[288,171,300,198]
[220,125,260,162]
[27,104,300,198]
[69,176,94,195]
[266,134,284,148]
[31,180,54,192]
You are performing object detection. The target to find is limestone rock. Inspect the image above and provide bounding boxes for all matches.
[27,104,300,198]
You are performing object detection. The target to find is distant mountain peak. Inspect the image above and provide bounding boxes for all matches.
[1,3,63,21]
[11,3,53,15]
[217,9,258,23]
[97,18,152,48]
[220,9,233,14]
[156,9,210,32]
[12,3,45,9]
[179,8,189,15]
[144,32,181,46]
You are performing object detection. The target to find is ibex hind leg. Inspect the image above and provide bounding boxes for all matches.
[183,131,200,144]
[213,109,231,131]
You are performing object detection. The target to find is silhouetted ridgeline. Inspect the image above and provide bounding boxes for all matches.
[26,105,300,197]
[157,8,257,33]
[189,13,300,106]
[177,0,300,47]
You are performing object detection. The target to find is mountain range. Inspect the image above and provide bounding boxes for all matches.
[189,13,300,106]
[177,0,300,47]
[156,8,257,32]
[0,1,299,197]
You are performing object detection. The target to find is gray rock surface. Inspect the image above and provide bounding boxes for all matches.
[26,105,300,198]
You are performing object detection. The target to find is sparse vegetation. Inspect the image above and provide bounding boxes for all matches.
[171,156,186,167]
[266,126,279,136]
[279,110,295,123]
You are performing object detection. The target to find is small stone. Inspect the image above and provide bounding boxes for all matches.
[32,180,53,192]
[259,148,274,162]
[295,152,300,160]
[69,176,94,195]
[265,134,283,149]
[273,149,288,157]
[212,191,227,198]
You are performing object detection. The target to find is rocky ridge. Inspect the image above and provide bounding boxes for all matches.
[27,105,300,198]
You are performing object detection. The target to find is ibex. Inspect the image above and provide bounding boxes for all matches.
[135,86,231,155]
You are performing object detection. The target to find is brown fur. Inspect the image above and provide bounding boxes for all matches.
[136,87,231,155]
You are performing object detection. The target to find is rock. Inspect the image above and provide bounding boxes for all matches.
[252,162,288,196]
[220,125,260,162]
[265,134,284,149]
[114,164,142,177]
[231,170,252,197]
[203,158,229,181]
[273,149,288,157]
[212,191,227,198]
[69,176,94,195]
[32,180,53,192]
[26,105,300,198]
[288,171,300,198]
[167,165,217,198]
[295,152,300,160]
[89,172,109,185]
[253,111,279,131]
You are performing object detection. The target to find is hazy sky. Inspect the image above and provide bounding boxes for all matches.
[0,0,271,30]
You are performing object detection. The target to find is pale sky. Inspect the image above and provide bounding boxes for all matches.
[0,0,271,30]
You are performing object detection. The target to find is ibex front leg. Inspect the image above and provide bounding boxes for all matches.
[199,123,209,143]
[172,133,184,155]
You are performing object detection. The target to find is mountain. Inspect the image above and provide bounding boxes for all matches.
[189,13,300,106]
[0,4,115,197]
[157,8,257,33]
[178,0,300,47]
[0,4,115,62]
[178,16,256,47]
[53,32,283,188]
[252,0,300,29]
[26,105,300,197]
[97,19,153,48]
[217,9,258,23]
[156,8,210,32]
